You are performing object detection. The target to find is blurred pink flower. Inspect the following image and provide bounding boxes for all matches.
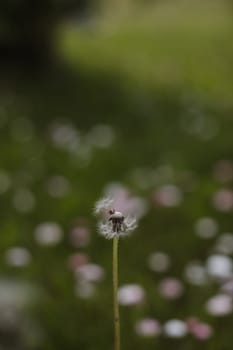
[158,277,184,299]
[135,318,161,337]
[206,294,233,316]
[153,185,183,207]
[68,253,89,271]
[221,279,233,295]
[70,226,90,247]
[118,284,145,306]
[212,189,233,212]
[187,318,213,340]
[103,183,148,219]
[76,263,105,283]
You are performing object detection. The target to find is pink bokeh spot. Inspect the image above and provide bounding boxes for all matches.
[187,318,213,340]
[158,277,184,299]
[68,253,89,271]
[70,226,90,248]
[212,189,233,212]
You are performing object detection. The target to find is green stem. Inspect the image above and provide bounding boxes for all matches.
[113,237,120,350]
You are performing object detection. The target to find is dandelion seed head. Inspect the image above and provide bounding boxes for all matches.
[94,196,138,239]
[97,215,137,239]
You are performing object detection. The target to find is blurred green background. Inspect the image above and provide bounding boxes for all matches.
[0,0,233,349]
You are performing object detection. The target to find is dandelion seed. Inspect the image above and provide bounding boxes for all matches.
[98,215,137,239]
[94,197,114,216]
[95,197,137,239]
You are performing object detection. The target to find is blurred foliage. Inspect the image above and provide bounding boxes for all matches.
[0,0,91,65]
[0,0,233,349]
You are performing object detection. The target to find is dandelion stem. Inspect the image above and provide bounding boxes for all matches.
[113,237,120,350]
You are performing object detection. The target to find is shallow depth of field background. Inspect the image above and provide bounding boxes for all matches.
[0,0,233,349]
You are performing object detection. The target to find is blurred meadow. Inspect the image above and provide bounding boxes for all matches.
[0,0,233,349]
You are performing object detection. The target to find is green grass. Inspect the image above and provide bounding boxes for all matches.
[60,0,233,103]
